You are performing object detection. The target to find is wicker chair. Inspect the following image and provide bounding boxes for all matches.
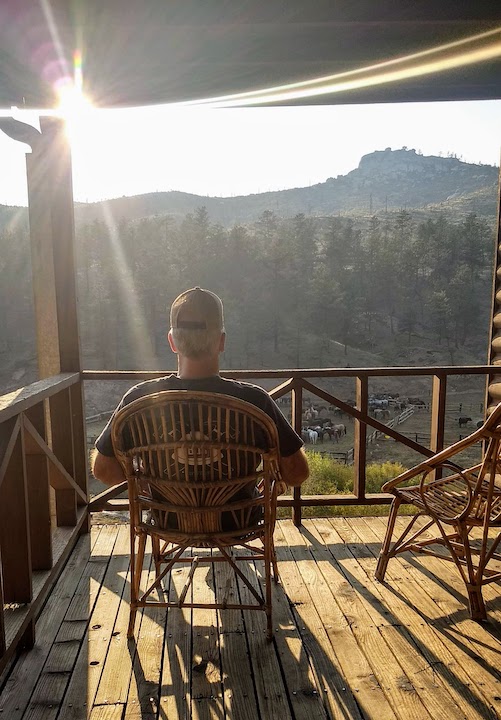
[111,390,283,640]
[375,402,501,620]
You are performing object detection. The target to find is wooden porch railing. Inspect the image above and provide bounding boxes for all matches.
[0,363,493,673]
[0,373,88,675]
[85,365,494,525]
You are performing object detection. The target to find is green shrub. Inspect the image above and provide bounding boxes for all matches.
[279,453,407,517]
[299,452,404,495]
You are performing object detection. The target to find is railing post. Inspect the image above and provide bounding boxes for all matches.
[430,374,447,482]
[24,402,53,570]
[291,379,303,527]
[49,389,78,526]
[430,374,447,454]
[486,164,501,415]
[0,546,5,657]
[353,375,368,500]
[0,425,32,603]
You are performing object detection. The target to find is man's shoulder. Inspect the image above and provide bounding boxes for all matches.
[122,375,177,405]
[216,378,271,407]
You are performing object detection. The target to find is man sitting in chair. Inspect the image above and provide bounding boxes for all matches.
[92,287,309,494]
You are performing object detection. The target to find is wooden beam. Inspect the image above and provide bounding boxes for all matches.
[26,145,61,379]
[0,544,5,657]
[40,117,82,374]
[430,374,447,454]
[291,379,303,526]
[0,373,79,424]
[38,117,89,520]
[69,382,89,505]
[88,481,127,511]
[24,404,52,571]
[0,416,21,491]
[0,429,32,603]
[48,390,77,526]
[83,365,497,381]
[23,416,86,503]
[487,166,501,415]
[353,376,368,500]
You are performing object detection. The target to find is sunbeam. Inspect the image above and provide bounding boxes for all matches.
[99,201,157,368]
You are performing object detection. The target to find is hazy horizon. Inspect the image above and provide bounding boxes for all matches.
[1,100,500,207]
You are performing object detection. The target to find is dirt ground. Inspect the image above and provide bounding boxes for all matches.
[305,387,486,469]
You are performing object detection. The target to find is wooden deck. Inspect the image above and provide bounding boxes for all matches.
[2,517,501,720]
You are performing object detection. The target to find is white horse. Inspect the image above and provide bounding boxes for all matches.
[307,428,318,444]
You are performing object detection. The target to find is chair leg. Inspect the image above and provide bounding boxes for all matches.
[467,584,487,621]
[128,531,147,638]
[265,557,273,642]
[457,524,487,622]
[151,534,161,577]
[271,546,280,584]
[375,497,401,581]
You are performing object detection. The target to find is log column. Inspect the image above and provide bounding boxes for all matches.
[487,168,501,414]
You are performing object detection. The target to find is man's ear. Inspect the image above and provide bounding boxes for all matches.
[168,330,177,353]
[219,332,226,352]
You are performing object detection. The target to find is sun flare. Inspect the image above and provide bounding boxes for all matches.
[56,84,94,142]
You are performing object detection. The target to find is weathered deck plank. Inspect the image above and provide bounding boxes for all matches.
[2,518,501,720]
[356,516,497,720]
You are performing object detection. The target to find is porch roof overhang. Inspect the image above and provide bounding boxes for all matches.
[1,0,501,111]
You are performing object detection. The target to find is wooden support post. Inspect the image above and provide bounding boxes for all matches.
[19,619,36,651]
[25,117,89,526]
[353,376,368,500]
[430,374,447,454]
[26,146,61,378]
[0,429,32,603]
[487,167,501,415]
[0,545,5,657]
[24,402,53,570]
[430,374,447,482]
[40,117,89,520]
[49,390,77,526]
[291,380,303,527]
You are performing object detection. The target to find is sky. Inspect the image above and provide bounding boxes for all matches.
[1,99,500,206]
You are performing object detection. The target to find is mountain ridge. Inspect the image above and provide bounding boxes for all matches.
[0,148,498,232]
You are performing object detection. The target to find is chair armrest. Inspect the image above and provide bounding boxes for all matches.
[382,457,465,493]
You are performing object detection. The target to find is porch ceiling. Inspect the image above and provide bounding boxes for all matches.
[1,1,500,110]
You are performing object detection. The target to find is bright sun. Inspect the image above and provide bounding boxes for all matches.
[56,85,94,145]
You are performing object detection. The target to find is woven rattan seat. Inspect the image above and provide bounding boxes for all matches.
[111,390,283,639]
[376,402,501,620]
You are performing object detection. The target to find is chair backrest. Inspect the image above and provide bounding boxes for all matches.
[111,390,281,540]
[468,401,501,523]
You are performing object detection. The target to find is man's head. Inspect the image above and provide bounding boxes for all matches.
[169,287,225,359]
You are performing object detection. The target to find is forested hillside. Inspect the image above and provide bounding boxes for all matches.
[0,149,497,396]
[74,208,493,372]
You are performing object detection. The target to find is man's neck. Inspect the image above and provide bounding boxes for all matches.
[176,355,220,380]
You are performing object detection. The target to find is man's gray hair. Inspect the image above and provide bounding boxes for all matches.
[171,327,224,359]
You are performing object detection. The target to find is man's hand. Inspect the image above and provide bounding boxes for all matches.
[91,449,126,486]
[279,448,309,487]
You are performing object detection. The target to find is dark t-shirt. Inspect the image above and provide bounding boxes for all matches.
[95,374,303,459]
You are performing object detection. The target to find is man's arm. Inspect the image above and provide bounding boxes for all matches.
[91,449,126,487]
[279,448,309,487]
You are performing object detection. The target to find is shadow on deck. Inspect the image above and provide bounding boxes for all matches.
[1,517,501,720]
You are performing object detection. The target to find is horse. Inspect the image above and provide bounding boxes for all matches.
[333,423,346,438]
[307,428,318,444]
[458,416,472,427]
